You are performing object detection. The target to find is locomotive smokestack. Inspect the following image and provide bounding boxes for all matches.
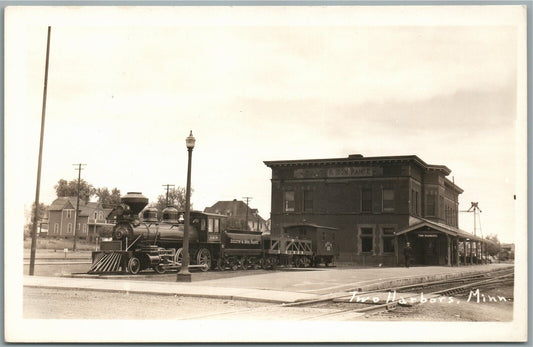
[121,192,148,215]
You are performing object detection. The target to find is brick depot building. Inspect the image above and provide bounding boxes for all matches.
[265,154,486,267]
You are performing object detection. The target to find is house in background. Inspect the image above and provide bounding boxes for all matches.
[47,197,114,241]
[204,199,268,233]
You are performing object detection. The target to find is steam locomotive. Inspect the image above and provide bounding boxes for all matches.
[89,192,338,274]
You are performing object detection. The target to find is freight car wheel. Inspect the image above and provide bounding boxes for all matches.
[325,258,332,267]
[239,257,248,270]
[293,257,301,268]
[196,248,211,272]
[127,257,141,275]
[252,258,261,270]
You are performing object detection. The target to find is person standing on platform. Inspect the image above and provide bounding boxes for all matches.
[404,242,413,268]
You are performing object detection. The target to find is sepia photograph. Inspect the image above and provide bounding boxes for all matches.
[4,4,528,343]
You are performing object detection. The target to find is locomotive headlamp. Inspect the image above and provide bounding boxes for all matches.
[186,131,195,149]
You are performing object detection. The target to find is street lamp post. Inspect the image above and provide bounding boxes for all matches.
[177,131,195,282]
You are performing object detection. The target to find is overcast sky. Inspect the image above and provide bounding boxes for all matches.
[7,6,526,243]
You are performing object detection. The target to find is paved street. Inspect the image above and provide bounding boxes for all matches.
[24,262,513,302]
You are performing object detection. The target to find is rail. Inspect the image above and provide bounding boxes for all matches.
[296,268,514,320]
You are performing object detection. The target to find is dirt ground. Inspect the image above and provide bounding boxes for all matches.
[369,285,513,321]
[24,284,513,321]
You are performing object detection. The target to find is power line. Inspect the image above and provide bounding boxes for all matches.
[72,163,86,252]
[243,196,252,231]
[162,184,175,207]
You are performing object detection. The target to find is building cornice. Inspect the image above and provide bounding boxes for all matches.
[264,154,452,175]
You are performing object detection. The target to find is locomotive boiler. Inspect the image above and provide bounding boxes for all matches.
[89,192,339,275]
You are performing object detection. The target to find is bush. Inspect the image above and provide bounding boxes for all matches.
[99,226,114,238]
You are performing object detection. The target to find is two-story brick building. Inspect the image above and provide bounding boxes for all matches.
[47,197,114,241]
[265,154,486,266]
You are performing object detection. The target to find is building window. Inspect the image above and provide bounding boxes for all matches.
[452,206,457,227]
[426,194,436,216]
[67,223,72,233]
[54,223,59,233]
[411,190,419,215]
[361,188,372,213]
[382,227,395,253]
[99,211,104,220]
[94,212,98,220]
[83,224,88,233]
[303,190,313,212]
[360,227,373,253]
[416,191,419,215]
[382,189,394,212]
[66,210,72,219]
[284,191,295,212]
[214,218,220,233]
[411,190,415,214]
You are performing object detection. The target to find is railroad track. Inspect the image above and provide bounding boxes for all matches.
[177,268,514,321]
[295,268,514,321]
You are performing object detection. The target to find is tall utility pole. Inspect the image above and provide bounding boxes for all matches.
[162,184,175,206]
[243,197,252,231]
[29,26,52,276]
[72,163,86,251]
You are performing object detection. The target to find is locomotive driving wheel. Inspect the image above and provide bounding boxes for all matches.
[174,248,183,266]
[127,257,141,275]
[196,248,211,272]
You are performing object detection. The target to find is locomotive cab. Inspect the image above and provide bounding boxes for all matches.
[190,211,226,243]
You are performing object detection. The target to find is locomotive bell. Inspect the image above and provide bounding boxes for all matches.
[120,192,149,215]
[162,206,180,224]
[142,207,159,223]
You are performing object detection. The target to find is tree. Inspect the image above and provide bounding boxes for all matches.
[55,178,94,204]
[98,225,114,238]
[95,187,121,207]
[484,234,501,256]
[24,202,48,239]
[154,187,191,218]
[31,202,48,221]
